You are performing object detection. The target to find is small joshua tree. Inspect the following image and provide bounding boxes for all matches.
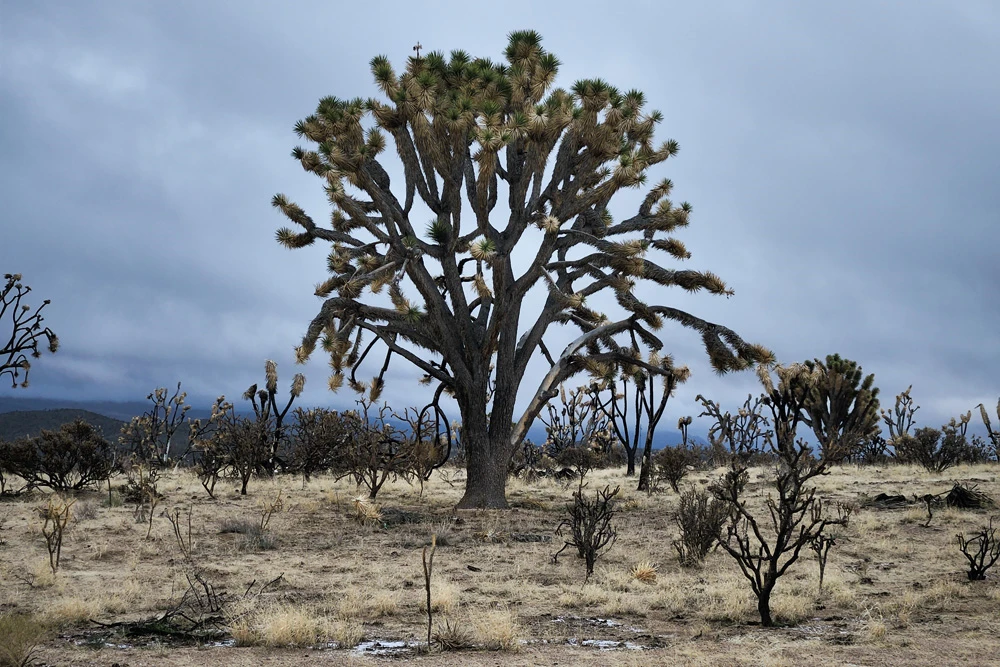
[712,363,864,627]
[881,385,919,442]
[696,393,771,465]
[801,354,880,460]
[119,383,192,464]
[1,273,59,389]
[243,360,305,473]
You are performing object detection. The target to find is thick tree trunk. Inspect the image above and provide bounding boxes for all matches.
[456,441,510,509]
[455,404,511,509]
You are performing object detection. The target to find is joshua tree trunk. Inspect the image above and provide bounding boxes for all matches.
[455,387,515,509]
[636,429,656,491]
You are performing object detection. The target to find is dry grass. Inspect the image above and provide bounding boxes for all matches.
[0,463,996,665]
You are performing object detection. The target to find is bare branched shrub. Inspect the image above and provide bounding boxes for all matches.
[39,497,74,575]
[0,273,59,389]
[895,420,972,472]
[957,518,1000,581]
[286,407,351,482]
[213,412,273,495]
[122,459,160,538]
[258,490,283,532]
[811,533,836,592]
[673,487,728,567]
[653,444,698,493]
[167,507,194,561]
[336,400,412,500]
[552,484,620,580]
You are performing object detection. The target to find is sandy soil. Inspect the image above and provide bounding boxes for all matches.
[2,463,998,666]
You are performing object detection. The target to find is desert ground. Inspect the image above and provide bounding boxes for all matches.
[1,462,998,666]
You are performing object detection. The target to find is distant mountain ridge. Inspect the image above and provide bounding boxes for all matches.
[0,409,126,442]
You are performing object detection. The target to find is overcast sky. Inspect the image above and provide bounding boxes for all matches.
[1,1,997,438]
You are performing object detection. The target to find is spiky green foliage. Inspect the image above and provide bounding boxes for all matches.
[273,32,772,508]
[801,354,880,460]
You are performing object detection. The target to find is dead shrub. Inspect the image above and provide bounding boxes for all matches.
[653,444,698,493]
[957,518,1000,581]
[552,484,620,580]
[673,487,728,567]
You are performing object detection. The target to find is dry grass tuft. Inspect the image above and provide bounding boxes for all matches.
[470,606,521,651]
[630,560,658,583]
[230,602,327,647]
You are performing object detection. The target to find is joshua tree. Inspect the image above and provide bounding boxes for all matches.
[243,360,306,472]
[712,363,858,627]
[978,399,1000,458]
[119,383,192,464]
[273,31,772,508]
[696,393,771,464]
[801,354,880,460]
[881,385,919,442]
[1,273,59,388]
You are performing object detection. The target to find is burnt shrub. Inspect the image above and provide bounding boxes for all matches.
[0,420,114,491]
[673,487,729,566]
[653,444,699,493]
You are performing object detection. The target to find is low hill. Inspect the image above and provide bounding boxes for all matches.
[0,409,126,442]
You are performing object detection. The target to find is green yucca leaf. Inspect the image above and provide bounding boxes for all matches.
[366,128,386,153]
[539,52,561,72]
[371,55,393,80]
[680,201,693,213]
[481,100,502,116]
[450,49,471,65]
[624,89,645,106]
[405,305,424,323]
[425,51,446,69]
[426,219,449,244]
[469,237,497,261]
[416,71,437,88]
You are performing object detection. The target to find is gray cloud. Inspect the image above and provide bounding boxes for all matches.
[1,0,996,436]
